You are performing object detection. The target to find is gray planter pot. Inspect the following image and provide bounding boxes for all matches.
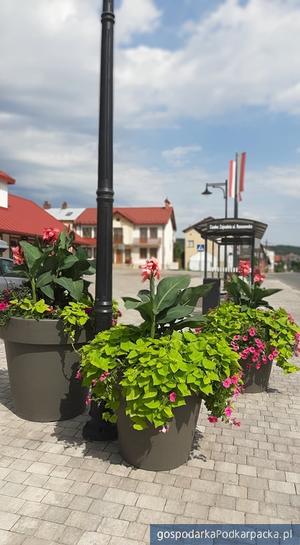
[0,317,88,422]
[241,360,273,393]
[117,395,201,471]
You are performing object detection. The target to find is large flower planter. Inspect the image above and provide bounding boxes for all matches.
[241,360,273,393]
[117,395,201,471]
[0,317,88,422]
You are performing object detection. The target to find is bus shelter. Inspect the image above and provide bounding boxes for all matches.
[193,217,268,283]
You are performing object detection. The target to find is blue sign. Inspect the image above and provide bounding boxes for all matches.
[197,244,205,252]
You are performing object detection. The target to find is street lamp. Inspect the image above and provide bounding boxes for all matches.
[201,180,228,218]
[202,180,228,274]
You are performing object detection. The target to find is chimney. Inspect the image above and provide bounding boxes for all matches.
[0,171,16,208]
[61,201,68,209]
[164,197,171,208]
[43,200,52,209]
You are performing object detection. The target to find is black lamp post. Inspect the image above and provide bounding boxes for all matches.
[95,0,115,332]
[202,180,228,274]
[82,0,116,442]
[201,180,228,218]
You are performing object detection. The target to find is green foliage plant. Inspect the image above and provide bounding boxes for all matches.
[79,258,242,430]
[204,302,300,375]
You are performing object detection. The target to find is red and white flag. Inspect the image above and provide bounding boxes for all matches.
[228,159,236,198]
[228,152,246,200]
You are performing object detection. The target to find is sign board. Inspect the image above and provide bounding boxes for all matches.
[208,223,254,232]
[197,244,205,252]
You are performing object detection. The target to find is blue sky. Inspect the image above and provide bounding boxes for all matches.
[1,0,300,244]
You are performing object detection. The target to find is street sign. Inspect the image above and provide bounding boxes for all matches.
[197,244,205,252]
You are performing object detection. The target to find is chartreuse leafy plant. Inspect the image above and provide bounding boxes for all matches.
[79,324,241,430]
[204,302,300,374]
[123,258,211,336]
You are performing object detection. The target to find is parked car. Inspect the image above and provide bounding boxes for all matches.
[0,258,25,292]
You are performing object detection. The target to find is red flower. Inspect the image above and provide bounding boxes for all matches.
[0,301,9,311]
[208,416,218,423]
[11,245,24,265]
[43,227,60,244]
[141,258,161,282]
[254,273,265,284]
[238,260,251,277]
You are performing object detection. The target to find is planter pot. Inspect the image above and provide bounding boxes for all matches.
[0,317,88,422]
[241,360,273,393]
[117,395,201,471]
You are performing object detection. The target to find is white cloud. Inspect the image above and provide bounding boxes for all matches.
[162,145,202,167]
[116,0,161,45]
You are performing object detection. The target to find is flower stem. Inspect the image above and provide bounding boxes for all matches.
[150,275,156,338]
[31,277,37,304]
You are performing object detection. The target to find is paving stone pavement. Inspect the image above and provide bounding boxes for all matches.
[0,275,299,544]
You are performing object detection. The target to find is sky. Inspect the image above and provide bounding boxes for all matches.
[1,0,300,245]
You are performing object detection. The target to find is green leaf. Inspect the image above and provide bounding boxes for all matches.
[137,289,151,302]
[122,297,142,310]
[54,277,84,301]
[39,284,54,300]
[154,275,190,315]
[36,271,53,288]
[58,254,79,271]
[157,305,194,324]
[179,283,212,307]
[19,241,42,273]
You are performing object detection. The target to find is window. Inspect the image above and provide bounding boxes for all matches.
[113,228,123,243]
[140,228,147,242]
[187,240,194,248]
[0,259,13,275]
[140,248,147,259]
[149,248,157,258]
[82,227,92,238]
[150,227,157,240]
[85,247,93,259]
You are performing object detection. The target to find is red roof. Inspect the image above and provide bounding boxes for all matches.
[0,194,64,237]
[0,171,16,185]
[76,206,176,229]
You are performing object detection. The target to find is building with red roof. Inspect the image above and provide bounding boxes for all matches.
[47,198,177,267]
[0,172,92,257]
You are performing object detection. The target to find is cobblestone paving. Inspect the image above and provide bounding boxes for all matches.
[0,275,299,544]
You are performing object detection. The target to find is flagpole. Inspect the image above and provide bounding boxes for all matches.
[233,152,239,269]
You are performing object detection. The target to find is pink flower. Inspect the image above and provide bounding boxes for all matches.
[233,335,240,341]
[42,227,60,244]
[232,418,241,427]
[230,375,239,385]
[254,273,265,284]
[208,416,218,423]
[85,394,92,406]
[249,327,256,337]
[0,301,9,311]
[224,406,232,417]
[268,353,274,361]
[222,378,232,389]
[242,335,248,342]
[99,371,110,382]
[233,387,241,400]
[262,355,267,363]
[160,424,170,434]
[141,258,160,282]
[238,260,251,277]
[288,314,295,323]
[11,245,24,265]
[194,327,202,334]
[272,349,279,358]
[169,392,176,403]
[75,370,82,380]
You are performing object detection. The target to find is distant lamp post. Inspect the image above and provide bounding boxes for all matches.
[201,180,228,218]
[202,180,228,274]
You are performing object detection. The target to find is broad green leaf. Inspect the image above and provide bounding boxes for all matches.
[137,289,151,302]
[20,241,42,273]
[54,277,84,301]
[154,275,190,315]
[39,284,54,300]
[178,283,212,307]
[36,271,53,288]
[122,297,142,310]
[157,305,194,324]
[58,254,79,271]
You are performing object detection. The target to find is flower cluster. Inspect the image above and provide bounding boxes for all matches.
[238,260,251,277]
[12,246,24,265]
[231,328,278,371]
[42,227,60,244]
[208,374,242,427]
[141,257,160,282]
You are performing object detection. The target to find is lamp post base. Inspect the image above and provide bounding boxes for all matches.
[82,400,118,441]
